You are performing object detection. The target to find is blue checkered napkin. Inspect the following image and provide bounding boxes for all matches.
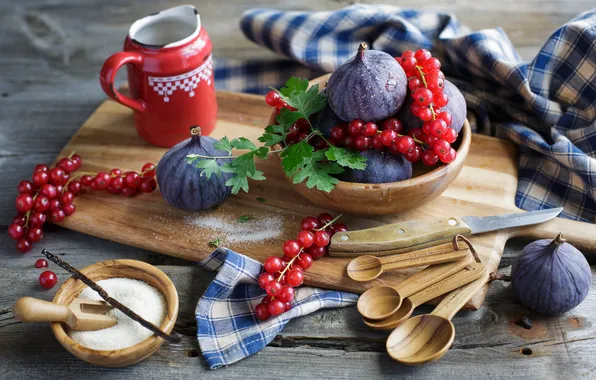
[196,248,358,369]
[213,5,596,221]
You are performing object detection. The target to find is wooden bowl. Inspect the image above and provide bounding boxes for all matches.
[269,74,471,216]
[50,259,179,368]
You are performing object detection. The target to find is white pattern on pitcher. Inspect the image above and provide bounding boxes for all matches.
[148,55,213,102]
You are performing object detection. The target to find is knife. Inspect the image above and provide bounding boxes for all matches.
[329,208,563,257]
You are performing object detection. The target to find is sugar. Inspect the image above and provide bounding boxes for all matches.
[68,278,166,351]
[184,214,283,244]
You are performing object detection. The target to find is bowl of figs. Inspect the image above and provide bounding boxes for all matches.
[269,44,471,216]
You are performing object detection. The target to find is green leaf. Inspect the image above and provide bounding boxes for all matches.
[225,175,249,194]
[247,169,266,181]
[185,155,199,164]
[213,136,233,152]
[258,132,285,148]
[237,215,250,223]
[256,197,266,202]
[291,151,344,192]
[281,85,326,117]
[275,108,303,126]
[230,137,257,151]
[253,147,270,159]
[280,140,314,176]
[325,146,367,170]
[194,159,222,179]
[208,237,222,248]
[279,77,309,97]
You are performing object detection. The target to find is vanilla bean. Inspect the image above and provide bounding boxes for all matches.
[42,249,181,344]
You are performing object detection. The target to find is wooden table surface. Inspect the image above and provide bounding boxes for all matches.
[1,1,595,379]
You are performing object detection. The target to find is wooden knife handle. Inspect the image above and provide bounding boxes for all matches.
[13,297,71,324]
[430,269,490,320]
[329,217,472,257]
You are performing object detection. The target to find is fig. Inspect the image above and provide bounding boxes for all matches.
[338,150,412,184]
[310,98,344,139]
[399,80,467,133]
[327,43,407,123]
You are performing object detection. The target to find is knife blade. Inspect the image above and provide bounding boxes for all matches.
[329,208,563,257]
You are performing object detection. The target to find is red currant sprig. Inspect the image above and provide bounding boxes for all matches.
[255,213,347,321]
[8,155,158,254]
[398,49,458,164]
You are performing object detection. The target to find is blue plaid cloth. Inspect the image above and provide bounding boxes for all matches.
[213,5,596,222]
[196,248,357,369]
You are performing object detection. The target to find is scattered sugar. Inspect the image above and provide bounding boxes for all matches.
[68,278,166,351]
[184,213,283,244]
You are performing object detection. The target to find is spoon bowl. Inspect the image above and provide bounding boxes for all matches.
[362,298,415,330]
[346,255,383,282]
[357,286,402,319]
[386,314,455,365]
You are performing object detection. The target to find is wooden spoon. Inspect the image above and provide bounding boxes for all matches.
[346,243,468,282]
[357,254,474,320]
[385,269,490,365]
[13,297,117,331]
[363,261,486,330]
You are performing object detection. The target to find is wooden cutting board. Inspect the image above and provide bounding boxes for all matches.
[54,91,596,309]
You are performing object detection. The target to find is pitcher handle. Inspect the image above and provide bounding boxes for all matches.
[99,52,147,113]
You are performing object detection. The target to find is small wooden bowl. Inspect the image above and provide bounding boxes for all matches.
[50,259,179,368]
[269,74,471,216]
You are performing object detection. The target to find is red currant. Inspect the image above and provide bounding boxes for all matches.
[261,296,271,305]
[27,228,43,243]
[284,302,292,312]
[110,168,122,177]
[15,193,34,212]
[33,195,50,212]
[32,171,49,187]
[16,238,32,253]
[344,135,355,149]
[141,163,157,177]
[329,125,347,143]
[414,49,432,62]
[408,77,421,91]
[283,240,301,258]
[413,88,433,106]
[396,136,415,154]
[121,187,138,197]
[437,111,453,126]
[348,120,364,136]
[39,184,57,199]
[297,230,315,248]
[434,140,451,157]
[278,285,295,303]
[426,72,444,93]
[434,91,449,107]
[60,192,74,205]
[35,258,49,268]
[67,180,81,195]
[381,129,398,147]
[29,212,47,228]
[58,158,76,173]
[409,128,424,141]
[265,280,282,297]
[330,223,348,235]
[286,269,304,287]
[440,148,457,163]
[400,56,417,71]
[265,91,282,107]
[13,214,26,226]
[300,216,321,232]
[423,57,441,71]
[8,223,24,240]
[140,177,157,193]
[430,119,448,138]
[421,149,439,166]
[381,118,403,133]
[49,167,67,186]
[444,128,458,144]
[372,134,384,150]
[18,181,34,194]
[405,145,422,162]
[416,107,433,122]
[70,154,82,169]
[354,135,371,151]
[39,271,58,289]
[258,272,275,289]
[362,122,378,137]
[255,303,270,321]
[34,164,49,173]
[264,256,283,274]
[63,203,76,216]
[94,172,111,190]
[124,172,141,189]
[49,199,62,211]
[50,209,66,223]
[401,50,415,58]
[313,230,330,247]
[268,299,285,316]
[307,245,328,259]
[80,175,93,187]
[296,253,313,270]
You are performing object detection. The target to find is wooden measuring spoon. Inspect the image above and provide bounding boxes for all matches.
[357,254,474,320]
[13,297,117,331]
[346,242,468,282]
[385,269,490,365]
[363,261,486,330]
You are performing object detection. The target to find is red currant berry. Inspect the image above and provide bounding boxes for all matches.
[264,256,283,274]
[18,181,34,195]
[434,91,449,107]
[8,223,24,240]
[27,227,43,243]
[354,135,371,151]
[258,272,275,289]
[409,128,424,141]
[434,140,451,157]
[141,163,157,177]
[29,212,47,228]
[426,72,444,93]
[80,175,93,187]
[344,135,356,149]
[423,57,441,72]
[32,171,50,187]
[416,107,433,122]
[94,172,111,190]
[34,164,49,173]
[440,148,457,163]
[405,145,422,162]
[381,118,403,133]
[63,203,76,216]
[140,177,157,193]
[297,230,315,248]
[110,176,125,189]
[430,119,448,138]
[50,209,66,223]
[286,269,304,287]
[284,302,292,312]
[348,120,364,136]
[371,134,383,150]
[265,280,282,297]
[295,132,308,143]
[283,240,301,258]
[362,122,378,137]
[13,214,26,226]
[16,238,32,253]
[444,128,457,144]
[294,118,310,132]
[39,184,56,199]
[413,88,433,106]
[35,258,49,268]
[49,167,67,186]
[401,50,415,58]
[39,271,58,289]
[400,56,417,71]
[300,216,321,232]
[329,125,347,143]
[15,194,33,212]
[313,230,330,247]
[307,245,328,259]
[58,158,76,173]
[396,136,415,154]
[436,111,453,126]
[70,154,82,169]
[49,199,62,211]
[278,285,295,303]
[60,192,74,205]
[388,143,401,155]
[268,299,285,316]
[261,296,272,305]
[421,149,439,166]
[331,223,348,235]
[296,253,313,270]
[255,303,270,321]
[414,49,432,62]
[265,91,282,107]
[124,172,141,189]
[121,187,138,197]
[408,77,422,91]
[67,180,81,195]
[381,129,398,147]
[110,168,122,177]
[422,121,432,135]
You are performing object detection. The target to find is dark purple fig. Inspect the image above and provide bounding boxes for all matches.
[310,96,345,138]
[327,43,407,123]
[156,126,232,211]
[399,80,466,133]
[511,233,591,315]
[339,150,412,184]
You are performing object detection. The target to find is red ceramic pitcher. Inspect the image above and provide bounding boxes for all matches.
[100,5,217,148]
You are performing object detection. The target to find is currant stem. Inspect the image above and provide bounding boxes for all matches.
[276,250,302,281]
[314,214,343,231]
[415,65,437,121]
